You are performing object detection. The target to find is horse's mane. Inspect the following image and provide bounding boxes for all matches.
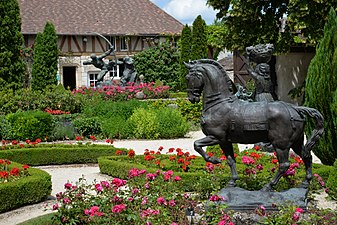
[193,59,236,93]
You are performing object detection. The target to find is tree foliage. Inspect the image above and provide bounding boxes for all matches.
[206,20,228,59]
[31,22,59,90]
[178,25,192,90]
[207,0,337,53]
[134,42,180,88]
[191,15,208,60]
[0,0,25,90]
[304,8,337,166]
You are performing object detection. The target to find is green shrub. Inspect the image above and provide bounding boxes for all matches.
[0,162,52,213]
[81,98,148,120]
[72,117,102,138]
[101,116,134,139]
[128,108,159,139]
[150,98,202,125]
[326,159,337,200]
[50,120,76,141]
[39,85,82,113]
[0,144,125,165]
[0,115,11,140]
[0,86,82,115]
[169,92,187,98]
[156,107,189,138]
[128,107,189,139]
[6,110,54,141]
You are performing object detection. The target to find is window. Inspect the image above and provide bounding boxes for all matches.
[104,36,115,49]
[109,64,119,78]
[120,37,128,51]
[88,72,98,87]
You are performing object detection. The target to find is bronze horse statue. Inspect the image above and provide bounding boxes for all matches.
[185,59,324,191]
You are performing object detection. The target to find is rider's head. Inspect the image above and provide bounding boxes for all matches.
[90,54,97,60]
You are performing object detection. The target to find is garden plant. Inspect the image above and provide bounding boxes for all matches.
[23,145,335,225]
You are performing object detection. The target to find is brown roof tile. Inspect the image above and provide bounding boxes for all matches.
[19,0,183,35]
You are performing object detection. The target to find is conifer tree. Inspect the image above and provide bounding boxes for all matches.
[179,25,192,90]
[31,22,59,90]
[0,0,25,90]
[191,15,208,60]
[304,8,337,165]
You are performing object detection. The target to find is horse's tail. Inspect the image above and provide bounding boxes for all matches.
[296,106,324,158]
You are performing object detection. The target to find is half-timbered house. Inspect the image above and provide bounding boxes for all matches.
[18,0,183,89]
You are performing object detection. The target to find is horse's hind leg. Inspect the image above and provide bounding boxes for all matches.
[292,137,312,188]
[261,147,290,192]
[220,141,238,187]
[194,135,222,164]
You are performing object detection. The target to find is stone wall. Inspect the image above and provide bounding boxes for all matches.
[275,52,314,105]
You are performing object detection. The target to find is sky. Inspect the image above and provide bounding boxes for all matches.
[150,0,219,25]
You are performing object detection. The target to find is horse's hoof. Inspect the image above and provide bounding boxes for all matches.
[260,185,273,192]
[298,181,309,189]
[209,157,222,164]
[226,182,237,188]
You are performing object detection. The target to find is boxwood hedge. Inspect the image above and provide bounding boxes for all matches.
[0,144,125,165]
[0,162,52,213]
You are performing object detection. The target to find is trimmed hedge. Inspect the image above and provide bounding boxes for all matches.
[98,155,229,195]
[0,162,52,213]
[0,144,125,166]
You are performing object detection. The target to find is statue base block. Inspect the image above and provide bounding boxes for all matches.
[218,187,308,211]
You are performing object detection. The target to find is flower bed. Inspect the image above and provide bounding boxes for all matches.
[0,160,52,213]
[72,82,170,101]
[99,147,332,193]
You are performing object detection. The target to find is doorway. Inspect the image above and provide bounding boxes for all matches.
[63,66,76,91]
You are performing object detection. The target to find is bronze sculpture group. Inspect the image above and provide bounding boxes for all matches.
[185,57,324,192]
[83,33,137,86]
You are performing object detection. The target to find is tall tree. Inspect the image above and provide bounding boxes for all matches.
[0,0,25,90]
[179,25,192,90]
[207,0,337,53]
[31,22,59,90]
[191,15,208,60]
[206,20,228,59]
[304,8,337,165]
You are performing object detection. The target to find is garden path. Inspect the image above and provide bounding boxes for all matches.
[0,130,325,224]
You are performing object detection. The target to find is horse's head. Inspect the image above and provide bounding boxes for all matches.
[185,62,204,103]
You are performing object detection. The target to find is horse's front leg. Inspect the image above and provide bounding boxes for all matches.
[194,136,221,164]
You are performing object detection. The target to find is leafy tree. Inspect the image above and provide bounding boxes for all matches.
[0,0,25,90]
[287,0,337,46]
[206,0,337,52]
[31,22,59,90]
[304,8,337,166]
[191,15,208,60]
[134,42,180,88]
[206,20,228,59]
[178,25,192,90]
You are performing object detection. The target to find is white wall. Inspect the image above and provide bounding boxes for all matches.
[275,52,314,105]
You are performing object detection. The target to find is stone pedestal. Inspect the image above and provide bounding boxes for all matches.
[218,187,308,211]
